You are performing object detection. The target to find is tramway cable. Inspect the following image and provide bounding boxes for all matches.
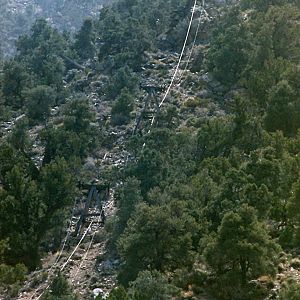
[73,199,114,279]
[148,0,198,129]
[158,0,198,108]
[33,220,95,300]
[29,197,77,300]
[177,1,207,84]
[30,1,203,298]
[32,153,110,300]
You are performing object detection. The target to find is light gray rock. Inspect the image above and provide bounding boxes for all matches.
[93,288,104,298]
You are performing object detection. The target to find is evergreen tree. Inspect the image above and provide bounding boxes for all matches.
[114,177,142,237]
[105,287,130,300]
[117,202,198,285]
[8,117,30,153]
[2,60,30,109]
[73,18,95,59]
[111,88,134,126]
[16,18,69,89]
[265,80,300,136]
[25,85,56,124]
[105,66,139,100]
[128,270,179,300]
[207,7,252,85]
[42,273,77,300]
[204,205,280,290]
[42,98,97,164]
[279,279,300,300]
[63,99,95,135]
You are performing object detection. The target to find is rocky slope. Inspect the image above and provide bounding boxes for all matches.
[0,0,113,57]
[3,1,299,299]
[0,2,229,298]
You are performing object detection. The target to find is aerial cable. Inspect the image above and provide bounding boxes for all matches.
[61,220,94,271]
[73,231,96,279]
[51,197,77,269]
[73,193,114,279]
[148,0,198,129]
[177,5,204,84]
[60,152,110,272]
[30,180,108,300]
[32,221,94,300]
[158,0,198,108]
[71,152,111,278]
[73,207,105,278]
[35,285,49,300]
[30,221,94,300]
[29,198,77,300]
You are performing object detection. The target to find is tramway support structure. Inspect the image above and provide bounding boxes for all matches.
[133,83,163,135]
[75,182,110,236]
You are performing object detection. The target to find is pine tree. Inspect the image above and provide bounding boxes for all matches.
[73,18,95,59]
[204,205,280,287]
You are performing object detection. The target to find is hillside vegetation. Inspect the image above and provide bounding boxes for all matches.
[0,0,112,57]
[1,0,300,299]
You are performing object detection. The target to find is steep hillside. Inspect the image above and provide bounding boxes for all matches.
[1,0,300,299]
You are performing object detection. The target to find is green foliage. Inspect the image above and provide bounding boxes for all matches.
[97,6,153,70]
[133,147,168,197]
[42,127,88,165]
[196,117,233,160]
[2,60,30,109]
[0,141,76,268]
[96,0,195,70]
[73,18,95,59]
[106,286,130,300]
[230,96,264,152]
[41,273,77,300]
[2,0,300,297]
[287,180,300,246]
[128,270,179,300]
[25,85,56,123]
[16,19,69,89]
[63,99,95,134]
[279,279,300,300]
[265,80,300,136]
[39,158,76,222]
[0,240,27,286]
[42,98,97,164]
[207,1,300,138]
[246,4,300,109]
[111,88,134,126]
[8,117,30,152]
[0,156,42,267]
[288,180,300,220]
[194,11,300,298]
[203,205,280,292]
[117,202,198,285]
[0,263,27,285]
[105,66,139,100]
[114,177,142,237]
[207,7,252,85]
[126,129,196,200]
[241,0,288,11]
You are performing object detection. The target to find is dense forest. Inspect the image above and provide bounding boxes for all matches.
[1,0,300,299]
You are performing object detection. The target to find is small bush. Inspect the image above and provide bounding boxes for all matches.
[111,88,134,126]
[184,97,201,109]
[0,263,27,285]
[290,258,300,269]
[279,279,300,300]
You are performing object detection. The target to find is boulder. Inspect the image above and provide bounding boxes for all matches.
[93,288,104,298]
